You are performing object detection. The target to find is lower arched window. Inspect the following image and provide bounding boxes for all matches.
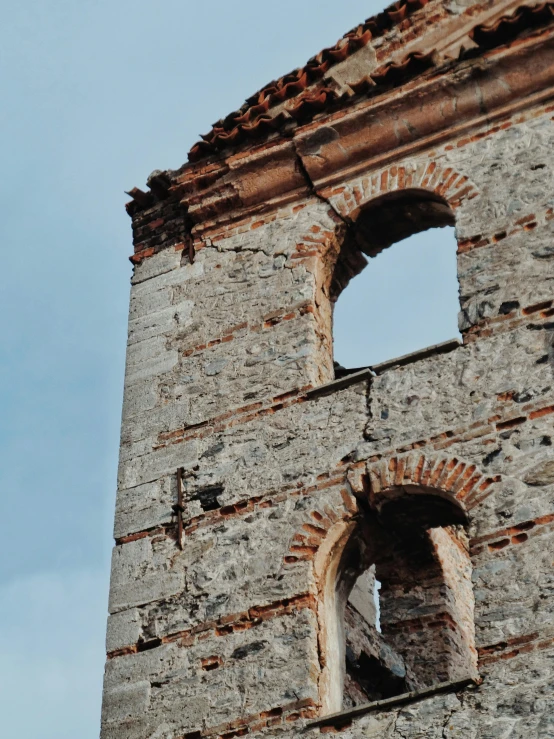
[323,487,477,712]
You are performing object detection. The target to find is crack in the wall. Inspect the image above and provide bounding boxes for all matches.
[292,141,352,229]
[131,264,180,286]
[179,210,197,266]
[366,375,374,423]
[393,710,408,739]
[442,700,460,738]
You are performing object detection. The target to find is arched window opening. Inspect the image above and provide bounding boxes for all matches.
[331,190,460,372]
[329,488,477,712]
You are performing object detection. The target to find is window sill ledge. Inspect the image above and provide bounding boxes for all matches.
[306,368,373,399]
[306,338,461,400]
[370,338,461,375]
[305,677,479,731]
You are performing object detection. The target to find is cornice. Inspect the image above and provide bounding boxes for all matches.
[299,27,554,190]
[170,28,554,235]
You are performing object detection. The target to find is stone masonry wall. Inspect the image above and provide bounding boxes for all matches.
[102,4,554,738]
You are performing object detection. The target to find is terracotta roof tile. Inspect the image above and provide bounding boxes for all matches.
[288,88,341,122]
[470,1,554,48]
[371,49,436,86]
[189,0,432,162]
[185,1,554,164]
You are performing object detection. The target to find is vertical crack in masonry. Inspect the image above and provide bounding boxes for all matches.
[441,696,462,739]
[292,140,352,229]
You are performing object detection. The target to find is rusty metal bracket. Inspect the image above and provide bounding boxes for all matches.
[172,466,199,549]
[173,467,186,550]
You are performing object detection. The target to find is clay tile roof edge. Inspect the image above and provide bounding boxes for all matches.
[186,2,554,164]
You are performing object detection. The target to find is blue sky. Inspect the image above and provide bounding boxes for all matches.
[0,2,459,736]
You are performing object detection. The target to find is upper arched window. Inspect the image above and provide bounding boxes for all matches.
[331,190,460,371]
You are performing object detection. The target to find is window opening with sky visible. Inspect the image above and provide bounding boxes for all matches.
[333,195,461,370]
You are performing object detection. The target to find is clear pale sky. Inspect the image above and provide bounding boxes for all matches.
[0,3,460,736]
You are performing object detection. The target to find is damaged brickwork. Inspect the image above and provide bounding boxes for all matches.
[102,1,554,737]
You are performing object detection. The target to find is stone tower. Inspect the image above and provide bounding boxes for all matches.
[101,2,554,737]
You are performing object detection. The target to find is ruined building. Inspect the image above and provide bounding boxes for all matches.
[101,1,554,736]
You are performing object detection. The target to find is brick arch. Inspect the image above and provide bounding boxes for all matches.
[283,487,358,566]
[282,452,500,567]
[329,161,479,222]
[365,452,500,513]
